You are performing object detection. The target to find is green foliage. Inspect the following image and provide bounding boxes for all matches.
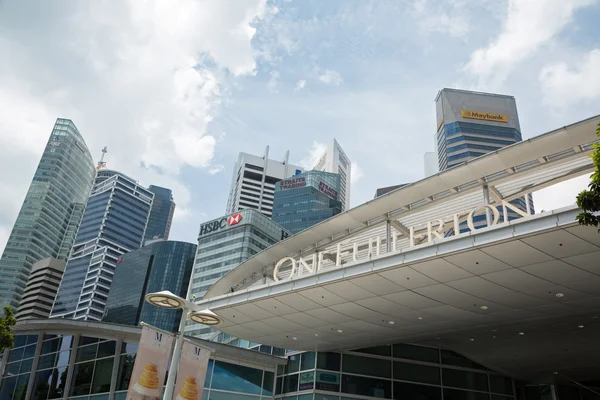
[0,306,16,351]
[576,122,600,231]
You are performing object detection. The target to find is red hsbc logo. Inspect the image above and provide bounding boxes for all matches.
[227,213,243,226]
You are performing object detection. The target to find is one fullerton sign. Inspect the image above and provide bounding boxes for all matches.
[273,197,530,281]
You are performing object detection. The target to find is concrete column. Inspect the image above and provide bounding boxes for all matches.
[482,185,492,227]
[62,334,80,400]
[24,334,44,400]
[107,339,122,400]
[386,220,392,253]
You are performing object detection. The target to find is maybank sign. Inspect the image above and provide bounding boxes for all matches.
[273,197,530,282]
[461,110,508,123]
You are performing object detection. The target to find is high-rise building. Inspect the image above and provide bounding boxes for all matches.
[272,170,342,234]
[187,209,289,338]
[374,184,408,198]
[435,88,533,230]
[0,118,95,309]
[14,258,65,320]
[144,185,175,243]
[312,139,352,211]
[103,240,196,332]
[226,146,304,218]
[51,170,153,321]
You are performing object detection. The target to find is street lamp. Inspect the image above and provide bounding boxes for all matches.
[144,290,221,400]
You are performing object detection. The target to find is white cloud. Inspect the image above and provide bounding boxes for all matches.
[319,70,343,86]
[267,71,280,92]
[208,165,225,175]
[294,79,306,93]
[464,0,595,85]
[350,162,364,184]
[300,141,327,169]
[412,0,471,39]
[539,49,600,108]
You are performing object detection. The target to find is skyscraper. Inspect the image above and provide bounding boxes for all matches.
[435,88,533,229]
[103,240,196,332]
[51,170,153,321]
[226,146,304,218]
[272,170,342,234]
[0,118,95,309]
[144,185,175,243]
[312,139,352,211]
[15,258,65,320]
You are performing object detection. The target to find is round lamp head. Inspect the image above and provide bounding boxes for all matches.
[188,310,221,326]
[145,290,185,309]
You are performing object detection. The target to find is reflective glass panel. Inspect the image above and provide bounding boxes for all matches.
[283,373,299,393]
[393,361,440,385]
[116,354,136,391]
[71,361,95,396]
[286,354,300,374]
[443,388,490,400]
[442,369,489,392]
[342,354,391,378]
[393,344,439,364]
[317,352,341,371]
[301,352,316,370]
[353,345,391,357]
[211,361,263,395]
[91,357,114,394]
[489,375,513,395]
[48,367,69,399]
[393,381,441,400]
[341,374,391,398]
[262,370,274,395]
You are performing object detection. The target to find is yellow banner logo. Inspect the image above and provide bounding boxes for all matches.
[461,110,508,123]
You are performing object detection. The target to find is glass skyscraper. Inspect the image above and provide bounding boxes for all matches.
[187,209,289,338]
[103,240,196,332]
[50,170,153,321]
[272,170,342,234]
[0,118,95,309]
[144,185,175,243]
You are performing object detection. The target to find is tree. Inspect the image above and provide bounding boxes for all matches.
[576,121,600,230]
[0,306,16,351]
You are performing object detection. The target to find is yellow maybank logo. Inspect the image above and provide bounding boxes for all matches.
[461,110,508,123]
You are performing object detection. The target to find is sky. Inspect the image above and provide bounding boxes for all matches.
[0,0,599,252]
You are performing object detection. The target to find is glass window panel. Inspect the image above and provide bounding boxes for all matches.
[71,361,95,396]
[208,391,257,400]
[353,345,391,357]
[39,353,57,370]
[299,371,314,391]
[442,369,489,392]
[97,341,116,359]
[316,371,340,392]
[316,396,339,400]
[8,347,24,362]
[205,360,214,388]
[211,360,263,395]
[443,388,490,400]
[80,337,99,346]
[287,354,300,374]
[13,373,30,400]
[343,355,391,378]
[276,377,284,395]
[317,352,341,371]
[89,394,110,400]
[48,367,69,399]
[284,396,298,400]
[56,351,71,367]
[262,370,274,395]
[0,376,17,400]
[14,335,27,348]
[91,357,114,394]
[341,374,391,398]
[298,394,314,400]
[33,369,55,400]
[393,344,439,364]
[283,374,299,393]
[23,344,37,359]
[59,336,73,352]
[26,335,38,345]
[489,375,513,395]
[114,392,126,400]
[301,352,316,371]
[120,342,138,354]
[19,358,33,374]
[41,338,61,355]
[441,350,487,370]
[393,381,441,400]
[393,361,440,385]
[6,362,20,375]
[116,354,136,391]
[77,344,98,363]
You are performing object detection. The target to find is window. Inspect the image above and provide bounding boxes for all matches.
[353,345,391,357]
[71,361,94,396]
[393,381,441,400]
[342,374,391,398]
[441,350,487,370]
[211,361,263,395]
[342,354,390,378]
[393,344,439,363]
[283,374,299,393]
[443,388,491,400]
[318,352,341,371]
[393,361,440,385]
[442,369,489,392]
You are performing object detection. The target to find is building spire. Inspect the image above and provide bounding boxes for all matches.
[96,146,107,170]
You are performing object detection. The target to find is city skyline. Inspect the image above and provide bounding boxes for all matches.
[1,1,598,256]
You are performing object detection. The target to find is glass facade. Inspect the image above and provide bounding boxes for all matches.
[0,119,95,309]
[272,171,342,234]
[103,240,196,332]
[51,170,153,321]
[144,185,175,242]
[188,209,288,338]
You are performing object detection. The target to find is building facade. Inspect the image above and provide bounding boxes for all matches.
[0,119,95,309]
[144,185,175,243]
[312,139,352,211]
[226,146,304,218]
[272,171,342,234]
[374,184,408,199]
[15,258,65,321]
[188,209,289,338]
[50,170,153,321]
[103,240,196,332]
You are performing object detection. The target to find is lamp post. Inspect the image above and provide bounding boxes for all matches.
[144,290,221,400]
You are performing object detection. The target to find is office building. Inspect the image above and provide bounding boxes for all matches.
[374,184,408,198]
[144,185,175,243]
[0,118,95,309]
[226,146,304,218]
[272,170,342,234]
[187,209,289,338]
[435,88,533,230]
[312,139,352,211]
[14,258,65,320]
[50,170,153,321]
[103,240,196,332]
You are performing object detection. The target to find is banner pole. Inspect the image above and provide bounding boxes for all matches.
[163,311,187,400]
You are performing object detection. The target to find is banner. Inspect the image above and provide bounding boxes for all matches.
[127,326,174,400]
[173,340,211,400]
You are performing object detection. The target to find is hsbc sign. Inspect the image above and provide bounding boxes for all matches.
[199,213,244,236]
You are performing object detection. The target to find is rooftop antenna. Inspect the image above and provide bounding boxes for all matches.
[96,146,107,170]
